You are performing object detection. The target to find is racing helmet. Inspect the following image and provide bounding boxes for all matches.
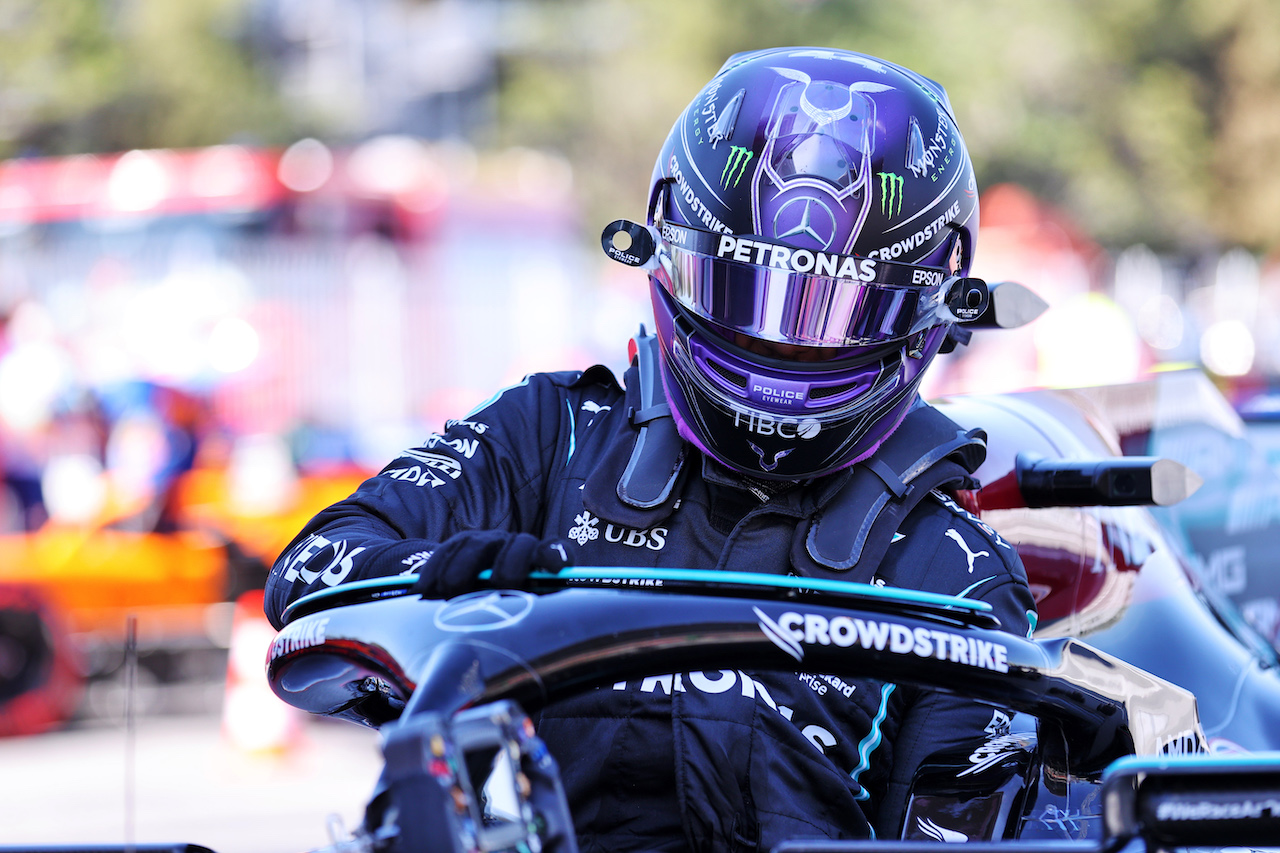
[603,47,986,481]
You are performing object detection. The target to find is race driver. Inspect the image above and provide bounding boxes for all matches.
[265,47,1038,850]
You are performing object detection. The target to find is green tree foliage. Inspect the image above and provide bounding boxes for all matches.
[0,0,290,157]
[496,0,1280,254]
[2,0,1277,254]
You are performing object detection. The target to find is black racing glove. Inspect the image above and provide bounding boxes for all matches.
[410,531,574,599]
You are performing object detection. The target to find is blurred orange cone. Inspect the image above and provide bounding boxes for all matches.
[221,589,305,754]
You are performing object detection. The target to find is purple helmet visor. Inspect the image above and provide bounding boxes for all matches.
[648,220,965,348]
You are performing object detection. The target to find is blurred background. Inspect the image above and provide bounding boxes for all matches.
[2,0,1280,849]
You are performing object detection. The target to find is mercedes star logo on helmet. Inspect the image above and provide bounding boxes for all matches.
[773,197,837,250]
[433,590,536,632]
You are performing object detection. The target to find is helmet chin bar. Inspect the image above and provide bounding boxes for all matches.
[651,283,939,481]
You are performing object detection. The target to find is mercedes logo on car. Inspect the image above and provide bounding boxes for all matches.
[433,590,536,632]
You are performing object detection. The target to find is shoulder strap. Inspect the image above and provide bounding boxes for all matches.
[617,330,687,509]
[581,329,687,526]
[801,404,986,576]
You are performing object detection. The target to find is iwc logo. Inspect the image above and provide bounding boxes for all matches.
[433,590,535,632]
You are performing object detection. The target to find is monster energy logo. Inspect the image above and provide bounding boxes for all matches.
[879,171,904,216]
[721,146,755,188]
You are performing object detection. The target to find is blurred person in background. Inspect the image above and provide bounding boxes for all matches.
[98,381,210,532]
[266,47,1036,849]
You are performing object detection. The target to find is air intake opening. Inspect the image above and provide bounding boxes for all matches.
[707,359,747,388]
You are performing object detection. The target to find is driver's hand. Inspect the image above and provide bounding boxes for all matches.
[410,531,573,599]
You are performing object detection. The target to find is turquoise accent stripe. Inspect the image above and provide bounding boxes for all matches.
[850,682,897,799]
[281,568,994,623]
[1026,609,1038,638]
[565,399,576,464]
[544,568,992,612]
[1104,752,1280,777]
[956,576,995,598]
[465,376,532,418]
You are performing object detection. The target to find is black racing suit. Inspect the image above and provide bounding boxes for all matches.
[265,363,1037,851]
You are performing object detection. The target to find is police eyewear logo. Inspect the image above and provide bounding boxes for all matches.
[433,590,535,632]
[753,606,1010,672]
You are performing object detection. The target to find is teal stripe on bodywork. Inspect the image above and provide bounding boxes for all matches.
[551,568,992,611]
[283,568,995,622]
